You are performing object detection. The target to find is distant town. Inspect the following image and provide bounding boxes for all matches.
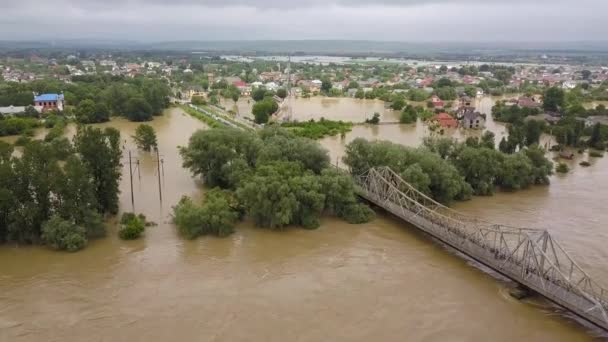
[1,48,607,144]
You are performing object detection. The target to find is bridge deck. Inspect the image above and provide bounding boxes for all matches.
[352,166,608,331]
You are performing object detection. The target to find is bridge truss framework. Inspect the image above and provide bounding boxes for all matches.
[353,166,608,330]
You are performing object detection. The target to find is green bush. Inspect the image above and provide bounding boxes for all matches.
[172,191,239,239]
[365,113,381,125]
[589,151,604,158]
[172,196,206,239]
[41,216,87,252]
[0,117,41,136]
[556,163,569,173]
[118,212,151,240]
[14,135,32,146]
[82,210,106,238]
[339,203,376,224]
[579,161,591,167]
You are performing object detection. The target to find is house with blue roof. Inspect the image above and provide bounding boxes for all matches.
[34,93,65,112]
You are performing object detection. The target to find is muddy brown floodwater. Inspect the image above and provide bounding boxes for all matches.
[0,107,605,341]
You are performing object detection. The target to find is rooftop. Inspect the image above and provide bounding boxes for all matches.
[34,93,64,102]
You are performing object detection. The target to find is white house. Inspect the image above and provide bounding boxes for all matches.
[265,82,279,91]
[0,105,43,117]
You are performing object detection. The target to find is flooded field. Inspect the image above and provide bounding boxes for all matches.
[0,107,606,341]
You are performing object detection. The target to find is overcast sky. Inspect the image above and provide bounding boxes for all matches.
[0,0,606,42]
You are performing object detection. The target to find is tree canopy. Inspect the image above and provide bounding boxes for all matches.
[544,87,565,112]
[133,124,158,152]
[252,98,278,124]
[343,137,553,203]
[0,126,121,249]
[179,127,374,232]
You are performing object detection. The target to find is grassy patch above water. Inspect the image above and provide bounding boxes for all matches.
[179,105,222,128]
[281,119,353,140]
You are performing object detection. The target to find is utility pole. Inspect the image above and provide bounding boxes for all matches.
[123,150,140,212]
[287,54,293,121]
[128,150,135,211]
[155,147,163,203]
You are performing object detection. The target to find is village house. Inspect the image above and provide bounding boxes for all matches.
[233,80,251,96]
[562,80,577,90]
[146,62,161,69]
[333,80,349,91]
[431,95,444,109]
[259,72,282,82]
[81,60,96,71]
[224,76,241,85]
[0,105,43,117]
[99,60,117,67]
[34,93,64,112]
[265,82,279,92]
[417,77,434,88]
[525,113,561,125]
[432,113,459,129]
[516,96,541,109]
[458,107,486,129]
[459,96,473,108]
[125,63,142,72]
[307,79,322,93]
[462,75,478,85]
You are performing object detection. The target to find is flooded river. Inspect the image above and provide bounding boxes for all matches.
[0,107,606,341]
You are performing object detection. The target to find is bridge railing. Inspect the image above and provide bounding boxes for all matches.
[350,166,608,328]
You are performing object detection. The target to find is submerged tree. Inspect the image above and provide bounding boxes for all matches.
[74,126,122,214]
[41,215,87,252]
[172,190,239,239]
[180,127,374,232]
[133,124,158,152]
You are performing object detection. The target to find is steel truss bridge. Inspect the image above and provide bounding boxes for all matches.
[352,166,608,330]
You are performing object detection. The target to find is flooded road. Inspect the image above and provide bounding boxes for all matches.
[0,107,605,341]
[224,96,396,123]
[279,97,395,123]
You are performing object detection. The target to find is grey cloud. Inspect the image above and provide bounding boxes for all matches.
[0,0,606,42]
[0,0,578,10]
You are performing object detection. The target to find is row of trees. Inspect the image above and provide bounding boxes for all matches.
[175,127,374,237]
[0,75,171,123]
[0,126,122,250]
[343,136,553,203]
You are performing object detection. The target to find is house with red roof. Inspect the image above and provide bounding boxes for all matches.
[517,96,541,109]
[419,77,434,88]
[431,95,444,109]
[432,113,459,128]
[233,81,251,96]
